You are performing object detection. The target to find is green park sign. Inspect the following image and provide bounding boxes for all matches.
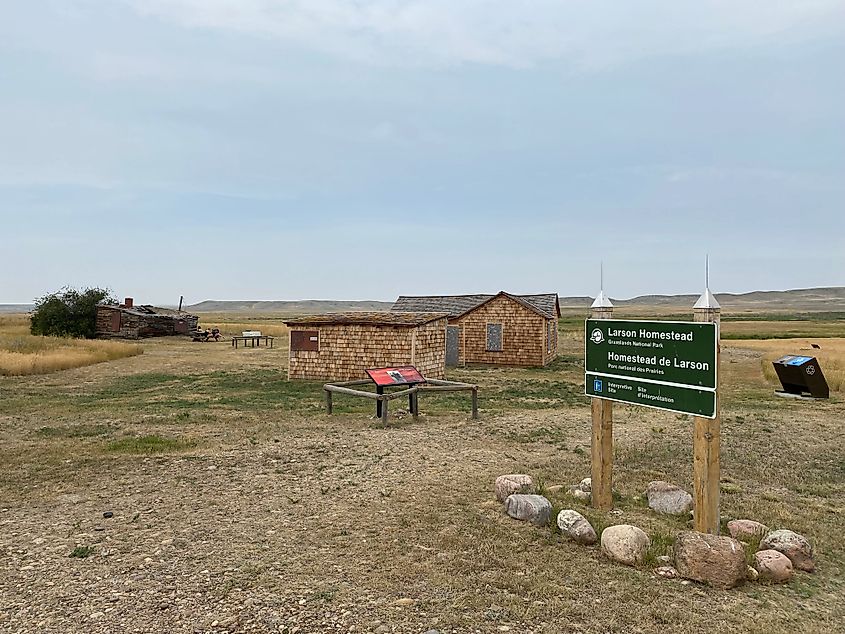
[584,319,718,417]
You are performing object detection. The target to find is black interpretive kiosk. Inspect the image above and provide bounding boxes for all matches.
[772,355,829,399]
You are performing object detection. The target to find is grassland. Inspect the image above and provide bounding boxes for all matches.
[0,315,143,376]
[0,310,842,633]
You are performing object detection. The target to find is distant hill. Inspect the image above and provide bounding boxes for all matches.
[0,304,33,313]
[187,299,394,314]
[187,287,845,315]
[561,287,845,311]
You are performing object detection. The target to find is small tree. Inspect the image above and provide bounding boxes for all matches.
[30,287,114,339]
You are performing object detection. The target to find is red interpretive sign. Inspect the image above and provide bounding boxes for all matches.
[365,366,426,387]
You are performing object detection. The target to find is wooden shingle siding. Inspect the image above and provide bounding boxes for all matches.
[453,295,551,366]
[287,318,447,381]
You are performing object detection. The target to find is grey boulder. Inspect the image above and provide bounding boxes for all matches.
[646,481,693,515]
[556,509,597,545]
[504,494,551,526]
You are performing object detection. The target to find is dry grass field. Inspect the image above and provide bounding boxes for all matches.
[0,315,142,377]
[0,312,843,633]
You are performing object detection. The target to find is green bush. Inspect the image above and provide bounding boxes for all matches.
[30,287,114,339]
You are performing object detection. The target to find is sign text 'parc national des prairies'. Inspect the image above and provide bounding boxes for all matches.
[584,319,718,418]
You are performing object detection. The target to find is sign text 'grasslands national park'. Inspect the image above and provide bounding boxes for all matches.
[584,319,718,417]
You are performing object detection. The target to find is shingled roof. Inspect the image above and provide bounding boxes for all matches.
[392,292,560,320]
[284,311,448,327]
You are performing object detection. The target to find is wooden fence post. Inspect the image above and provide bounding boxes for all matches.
[590,291,614,511]
[325,389,333,414]
[693,288,721,534]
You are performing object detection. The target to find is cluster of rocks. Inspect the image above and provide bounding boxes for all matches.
[495,473,816,590]
[496,474,552,526]
[568,478,592,502]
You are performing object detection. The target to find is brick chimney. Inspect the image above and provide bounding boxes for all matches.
[124,297,134,308]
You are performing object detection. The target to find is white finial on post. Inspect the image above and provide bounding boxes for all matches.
[693,255,721,312]
[591,261,614,311]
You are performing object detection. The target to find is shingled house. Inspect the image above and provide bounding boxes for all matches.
[391,292,560,367]
[95,298,198,339]
[284,312,448,381]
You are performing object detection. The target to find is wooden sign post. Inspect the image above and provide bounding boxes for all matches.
[590,290,614,511]
[584,278,721,529]
[692,288,721,534]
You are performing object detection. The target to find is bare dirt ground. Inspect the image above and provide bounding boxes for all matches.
[0,334,843,634]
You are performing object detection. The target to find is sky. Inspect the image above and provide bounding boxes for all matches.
[2,1,844,304]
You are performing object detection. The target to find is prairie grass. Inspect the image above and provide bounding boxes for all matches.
[733,338,845,392]
[0,314,142,376]
[197,319,289,338]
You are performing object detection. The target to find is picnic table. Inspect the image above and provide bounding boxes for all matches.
[232,331,275,349]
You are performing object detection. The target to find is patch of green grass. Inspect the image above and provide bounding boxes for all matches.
[506,425,570,448]
[105,434,196,454]
[643,529,675,568]
[36,424,114,438]
[69,545,94,558]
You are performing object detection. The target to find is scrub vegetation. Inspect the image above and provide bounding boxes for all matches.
[0,315,142,377]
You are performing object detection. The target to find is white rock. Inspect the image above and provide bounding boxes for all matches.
[556,510,597,545]
[495,474,534,502]
[655,566,678,579]
[600,525,650,566]
[504,494,552,526]
[646,481,693,515]
[568,486,591,502]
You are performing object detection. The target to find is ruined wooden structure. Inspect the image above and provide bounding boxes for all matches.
[392,291,560,367]
[95,298,198,340]
[284,312,448,381]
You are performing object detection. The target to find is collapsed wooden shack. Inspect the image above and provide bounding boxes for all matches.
[391,291,561,367]
[95,298,198,340]
[284,312,448,381]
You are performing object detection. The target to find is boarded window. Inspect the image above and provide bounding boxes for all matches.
[547,320,556,353]
[110,310,121,333]
[486,323,503,352]
[290,330,319,352]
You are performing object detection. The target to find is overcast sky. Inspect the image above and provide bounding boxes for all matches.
[2,1,844,304]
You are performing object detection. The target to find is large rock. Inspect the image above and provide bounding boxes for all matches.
[727,519,769,541]
[673,531,746,589]
[495,474,534,502]
[754,549,794,583]
[646,481,693,515]
[759,530,814,572]
[600,525,650,566]
[504,494,551,526]
[556,510,597,545]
